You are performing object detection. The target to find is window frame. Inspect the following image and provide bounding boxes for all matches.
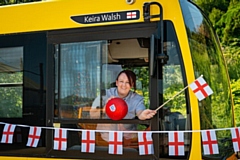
[46,23,159,159]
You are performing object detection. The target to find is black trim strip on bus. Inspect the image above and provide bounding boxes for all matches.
[0,83,22,87]
[53,118,151,125]
[47,22,158,44]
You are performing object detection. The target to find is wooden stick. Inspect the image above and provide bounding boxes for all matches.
[155,85,189,112]
[155,75,203,112]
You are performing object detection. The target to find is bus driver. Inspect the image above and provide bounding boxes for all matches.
[90,70,156,145]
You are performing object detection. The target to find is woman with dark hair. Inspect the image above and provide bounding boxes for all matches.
[90,70,156,145]
[91,70,156,120]
[112,70,156,120]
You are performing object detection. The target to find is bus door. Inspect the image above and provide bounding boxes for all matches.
[150,20,192,158]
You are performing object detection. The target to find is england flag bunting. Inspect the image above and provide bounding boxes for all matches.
[1,123,16,144]
[81,130,95,153]
[168,131,184,156]
[189,76,213,101]
[201,130,219,155]
[108,131,123,155]
[138,132,154,155]
[230,127,240,152]
[26,127,41,147]
[53,129,67,151]
[3,122,240,157]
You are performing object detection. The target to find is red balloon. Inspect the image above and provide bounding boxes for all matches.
[105,97,128,120]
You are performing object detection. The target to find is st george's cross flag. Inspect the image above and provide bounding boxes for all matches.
[230,127,240,152]
[138,132,154,155]
[189,76,213,101]
[126,12,137,19]
[53,129,67,151]
[201,130,219,155]
[168,131,184,156]
[1,123,16,144]
[81,130,95,153]
[26,126,41,147]
[108,131,123,155]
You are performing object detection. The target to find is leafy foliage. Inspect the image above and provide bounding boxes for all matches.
[216,3,240,45]
[0,73,22,117]
[223,42,240,80]
[192,0,229,16]
[195,0,240,126]
[231,79,240,126]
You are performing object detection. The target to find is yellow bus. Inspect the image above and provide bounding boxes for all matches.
[0,0,236,159]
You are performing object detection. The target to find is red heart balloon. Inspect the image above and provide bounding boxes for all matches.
[105,97,128,120]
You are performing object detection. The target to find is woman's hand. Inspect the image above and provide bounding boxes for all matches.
[137,109,157,120]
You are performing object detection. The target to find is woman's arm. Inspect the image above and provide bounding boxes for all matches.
[137,109,157,120]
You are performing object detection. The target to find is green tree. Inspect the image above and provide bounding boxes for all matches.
[0,72,22,117]
[193,0,240,46]
[216,2,240,45]
[192,0,229,16]
[224,42,240,80]
[231,79,240,126]
[194,0,240,126]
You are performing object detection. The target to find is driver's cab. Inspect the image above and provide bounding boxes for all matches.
[52,21,189,158]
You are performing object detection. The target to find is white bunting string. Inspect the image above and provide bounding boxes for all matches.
[0,121,238,156]
[0,121,237,133]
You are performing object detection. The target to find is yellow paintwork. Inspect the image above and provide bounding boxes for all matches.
[167,1,202,160]
[0,0,159,35]
[0,0,202,159]
[0,157,79,160]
